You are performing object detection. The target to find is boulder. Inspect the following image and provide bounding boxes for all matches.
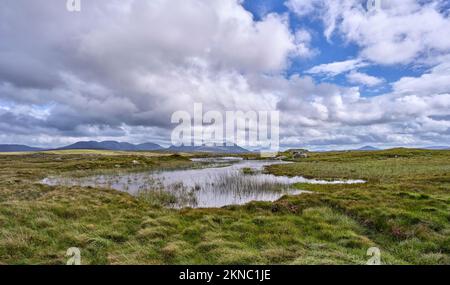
[289,148,309,159]
[293,152,308,159]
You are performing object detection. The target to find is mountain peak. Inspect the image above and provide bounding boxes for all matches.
[357,146,379,151]
[57,141,163,151]
[168,143,249,153]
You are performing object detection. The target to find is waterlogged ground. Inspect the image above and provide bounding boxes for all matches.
[0,149,449,264]
[42,157,365,208]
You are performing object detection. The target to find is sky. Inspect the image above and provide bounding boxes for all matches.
[1,0,450,150]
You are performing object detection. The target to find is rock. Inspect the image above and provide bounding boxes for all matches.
[287,148,309,159]
[293,152,308,159]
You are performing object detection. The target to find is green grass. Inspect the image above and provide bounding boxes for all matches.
[242,167,256,175]
[0,149,448,264]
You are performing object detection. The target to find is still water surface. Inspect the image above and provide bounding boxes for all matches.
[42,158,365,208]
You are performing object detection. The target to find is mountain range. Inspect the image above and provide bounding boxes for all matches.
[0,144,44,152]
[58,141,163,151]
[423,146,450,150]
[167,143,249,153]
[355,145,450,151]
[0,141,250,153]
[0,142,449,153]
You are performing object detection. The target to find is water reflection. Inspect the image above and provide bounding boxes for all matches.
[42,158,365,208]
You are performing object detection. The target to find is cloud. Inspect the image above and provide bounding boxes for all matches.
[393,59,450,95]
[293,29,317,58]
[274,62,450,148]
[287,0,450,65]
[346,71,384,86]
[306,59,367,76]
[76,0,298,74]
[0,1,296,135]
[285,0,318,17]
[0,0,449,149]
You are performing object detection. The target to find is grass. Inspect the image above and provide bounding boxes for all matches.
[0,149,176,156]
[137,183,198,208]
[242,167,256,175]
[137,189,180,208]
[0,148,448,264]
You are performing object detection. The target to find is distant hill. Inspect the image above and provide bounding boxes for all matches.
[423,146,450,150]
[2,142,448,153]
[0,141,249,153]
[134,142,164,151]
[0,144,44,152]
[168,143,250,153]
[356,146,379,151]
[58,141,163,151]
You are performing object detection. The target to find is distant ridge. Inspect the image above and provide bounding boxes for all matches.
[57,141,163,151]
[0,144,44,152]
[423,146,450,150]
[356,145,379,151]
[135,142,164,151]
[1,141,249,153]
[1,142,449,153]
[167,143,250,153]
